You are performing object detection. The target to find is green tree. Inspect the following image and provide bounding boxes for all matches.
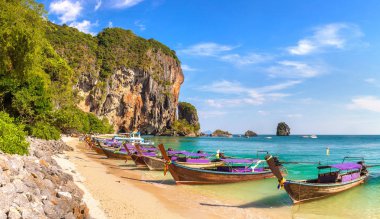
[0,111,29,155]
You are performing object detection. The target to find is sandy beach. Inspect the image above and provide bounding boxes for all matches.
[57,137,290,219]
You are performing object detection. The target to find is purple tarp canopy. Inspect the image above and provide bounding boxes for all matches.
[142,152,157,157]
[167,151,209,157]
[221,158,258,163]
[330,162,362,170]
[185,158,210,164]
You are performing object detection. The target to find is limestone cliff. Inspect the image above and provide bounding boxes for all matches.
[47,25,184,134]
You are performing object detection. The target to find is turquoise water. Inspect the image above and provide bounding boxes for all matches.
[145,135,380,218]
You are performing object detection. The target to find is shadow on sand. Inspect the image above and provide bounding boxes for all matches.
[120,176,175,185]
[200,193,290,209]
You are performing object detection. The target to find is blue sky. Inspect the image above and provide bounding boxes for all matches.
[42,0,380,134]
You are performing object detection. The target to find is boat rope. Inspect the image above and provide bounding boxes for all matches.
[277,177,286,190]
[164,160,172,176]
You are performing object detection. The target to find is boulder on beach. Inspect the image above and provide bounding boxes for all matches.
[276,122,290,136]
[244,130,257,137]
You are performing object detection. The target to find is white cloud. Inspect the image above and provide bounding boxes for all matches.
[113,0,144,8]
[220,53,272,66]
[134,20,146,31]
[179,43,235,56]
[201,80,300,107]
[69,20,96,35]
[181,64,198,72]
[108,21,113,28]
[258,110,270,116]
[287,114,303,118]
[348,96,380,113]
[257,80,302,92]
[267,60,323,78]
[94,0,102,11]
[364,78,376,84]
[49,0,82,24]
[288,23,362,55]
[198,110,227,118]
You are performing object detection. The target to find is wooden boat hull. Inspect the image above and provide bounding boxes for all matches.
[284,173,369,203]
[101,147,130,160]
[92,145,105,155]
[131,154,148,167]
[142,156,165,170]
[167,162,276,185]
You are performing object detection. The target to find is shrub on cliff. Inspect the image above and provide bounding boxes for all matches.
[0,111,29,155]
[171,119,199,136]
[30,121,61,140]
[54,106,113,134]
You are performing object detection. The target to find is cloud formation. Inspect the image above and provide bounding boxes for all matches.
[49,0,82,24]
[94,0,102,11]
[267,60,323,78]
[113,0,144,8]
[220,53,272,66]
[179,43,235,57]
[348,96,380,113]
[134,20,146,31]
[69,20,96,35]
[201,80,301,107]
[181,64,198,72]
[288,23,362,55]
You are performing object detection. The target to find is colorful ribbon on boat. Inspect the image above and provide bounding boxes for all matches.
[164,160,172,176]
[277,177,286,190]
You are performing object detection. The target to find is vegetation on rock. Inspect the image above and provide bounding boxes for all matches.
[97,28,179,80]
[277,122,290,136]
[176,102,200,136]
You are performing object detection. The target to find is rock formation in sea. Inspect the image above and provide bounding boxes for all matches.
[212,129,232,137]
[0,138,88,218]
[47,25,184,135]
[244,130,257,137]
[176,102,200,136]
[276,122,290,136]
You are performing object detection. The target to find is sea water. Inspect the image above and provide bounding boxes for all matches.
[144,135,380,218]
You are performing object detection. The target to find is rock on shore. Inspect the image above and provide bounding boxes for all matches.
[0,138,88,218]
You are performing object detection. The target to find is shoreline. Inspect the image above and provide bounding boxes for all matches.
[60,137,290,219]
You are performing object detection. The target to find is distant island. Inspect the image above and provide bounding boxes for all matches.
[212,129,233,137]
[244,130,258,137]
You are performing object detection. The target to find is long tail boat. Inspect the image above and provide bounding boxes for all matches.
[158,144,283,184]
[97,141,131,160]
[265,155,369,203]
[84,136,105,155]
[135,145,225,170]
[123,144,155,167]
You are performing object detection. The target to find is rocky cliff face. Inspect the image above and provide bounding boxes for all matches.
[276,122,290,136]
[78,55,183,135]
[47,26,184,134]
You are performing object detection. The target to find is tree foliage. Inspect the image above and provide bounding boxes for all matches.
[0,0,113,151]
[0,111,29,155]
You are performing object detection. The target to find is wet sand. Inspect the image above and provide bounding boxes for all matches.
[60,137,290,219]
